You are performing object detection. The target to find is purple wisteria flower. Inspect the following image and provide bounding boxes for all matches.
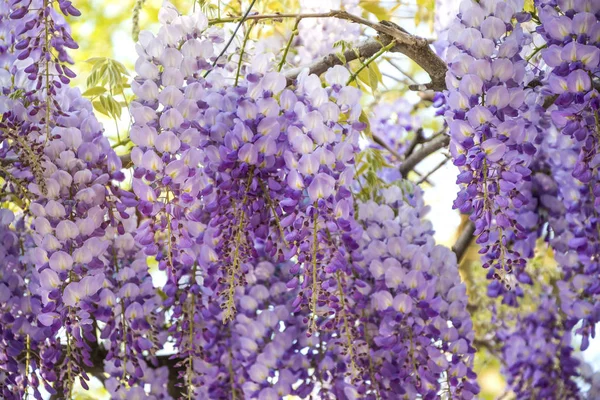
[444,0,541,303]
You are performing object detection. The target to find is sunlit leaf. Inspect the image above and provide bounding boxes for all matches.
[359,1,390,21]
[92,100,107,116]
[82,86,107,97]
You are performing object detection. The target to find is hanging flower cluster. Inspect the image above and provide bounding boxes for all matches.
[533,0,600,347]
[498,295,581,399]
[350,184,479,399]
[443,0,540,303]
[442,0,600,392]
[0,1,134,397]
[192,252,314,399]
[372,98,420,159]
[538,0,600,184]
[0,209,41,399]
[129,2,365,342]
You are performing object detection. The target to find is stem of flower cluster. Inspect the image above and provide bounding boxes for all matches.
[24,334,30,397]
[309,209,319,333]
[228,346,237,400]
[165,189,174,276]
[186,263,196,399]
[257,176,289,248]
[120,297,129,382]
[43,0,51,143]
[223,170,254,323]
[64,313,74,398]
[361,310,382,400]
[335,270,357,374]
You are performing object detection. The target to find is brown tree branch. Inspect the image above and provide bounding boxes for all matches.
[398,134,450,177]
[416,154,450,185]
[283,11,448,91]
[452,220,476,263]
[403,128,424,158]
[284,38,384,83]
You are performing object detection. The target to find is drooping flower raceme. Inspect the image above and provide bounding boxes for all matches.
[349,184,480,399]
[531,1,600,347]
[444,0,540,303]
[499,295,581,399]
[0,209,47,399]
[127,4,366,393]
[0,1,134,396]
[537,0,600,185]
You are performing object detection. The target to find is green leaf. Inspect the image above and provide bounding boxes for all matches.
[109,96,122,119]
[90,63,109,87]
[82,86,107,97]
[101,95,122,120]
[85,57,106,65]
[86,70,100,88]
[368,64,379,92]
[370,61,383,83]
[359,1,390,20]
[110,59,130,75]
[92,100,108,116]
[357,66,371,91]
[333,40,350,51]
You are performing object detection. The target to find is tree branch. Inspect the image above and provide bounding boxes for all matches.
[403,128,424,158]
[398,134,450,177]
[285,38,384,83]
[278,11,447,91]
[416,154,450,185]
[451,221,475,263]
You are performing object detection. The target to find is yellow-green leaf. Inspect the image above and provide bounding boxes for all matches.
[85,57,106,65]
[357,66,370,89]
[359,1,390,21]
[92,100,108,116]
[82,86,107,97]
[370,61,383,83]
[368,65,379,92]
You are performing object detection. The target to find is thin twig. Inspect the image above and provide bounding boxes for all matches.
[234,22,255,86]
[277,17,301,72]
[347,40,397,85]
[403,128,423,158]
[416,154,450,185]
[204,0,257,78]
[386,58,418,84]
[372,134,402,160]
[399,134,450,177]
